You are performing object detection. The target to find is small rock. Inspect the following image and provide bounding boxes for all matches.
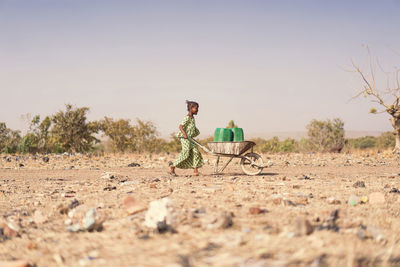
[357,225,386,243]
[353,181,366,188]
[294,196,309,205]
[53,254,64,265]
[201,211,233,230]
[128,162,140,167]
[360,196,368,204]
[294,217,314,236]
[193,207,206,215]
[389,188,400,193]
[316,209,339,232]
[33,210,48,224]
[42,156,50,163]
[299,175,313,180]
[249,207,262,215]
[348,195,358,206]
[283,199,296,207]
[156,220,177,234]
[0,260,30,267]
[143,198,176,229]
[26,241,38,250]
[103,185,117,191]
[327,197,341,205]
[66,207,103,232]
[0,221,20,240]
[82,208,97,231]
[100,172,114,179]
[369,192,385,205]
[122,196,146,215]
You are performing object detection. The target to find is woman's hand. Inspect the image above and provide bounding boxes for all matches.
[179,124,188,139]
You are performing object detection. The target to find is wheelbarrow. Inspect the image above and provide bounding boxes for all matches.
[189,138,265,175]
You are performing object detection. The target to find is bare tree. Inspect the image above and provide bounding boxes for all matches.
[352,45,400,153]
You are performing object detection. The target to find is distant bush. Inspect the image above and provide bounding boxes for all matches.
[347,132,395,151]
[253,137,300,153]
[306,118,345,152]
[347,136,376,150]
[51,104,100,152]
[376,131,395,149]
[0,122,21,153]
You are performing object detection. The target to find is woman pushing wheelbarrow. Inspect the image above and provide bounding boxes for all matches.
[169,100,203,176]
[170,100,265,176]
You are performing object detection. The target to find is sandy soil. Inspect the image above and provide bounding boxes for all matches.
[1,152,400,267]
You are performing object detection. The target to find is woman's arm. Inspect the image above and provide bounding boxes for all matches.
[179,124,188,139]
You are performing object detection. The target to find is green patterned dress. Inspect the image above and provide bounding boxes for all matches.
[173,116,204,169]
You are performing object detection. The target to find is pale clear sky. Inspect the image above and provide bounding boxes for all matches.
[1,0,400,138]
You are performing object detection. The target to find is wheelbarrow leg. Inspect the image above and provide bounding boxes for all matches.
[219,156,234,172]
[214,156,220,173]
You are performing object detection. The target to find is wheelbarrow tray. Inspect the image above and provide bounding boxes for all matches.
[206,141,256,156]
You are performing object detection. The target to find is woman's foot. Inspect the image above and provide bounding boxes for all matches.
[169,166,177,176]
[193,168,201,176]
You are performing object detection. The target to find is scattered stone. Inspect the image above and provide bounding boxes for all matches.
[149,183,157,189]
[368,192,385,205]
[357,224,386,243]
[360,196,368,204]
[0,260,30,267]
[316,210,339,232]
[327,197,341,205]
[58,199,80,215]
[128,162,140,167]
[283,199,296,207]
[348,195,359,206]
[103,185,117,191]
[299,175,313,180]
[26,241,38,250]
[191,207,206,217]
[67,207,103,232]
[42,156,50,163]
[122,196,146,215]
[156,220,177,234]
[353,181,366,188]
[294,217,314,236]
[201,211,234,230]
[294,196,309,205]
[389,188,400,193]
[19,163,24,167]
[249,207,263,215]
[53,254,64,265]
[33,210,48,224]
[0,222,19,241]
[100,172,114,179]
[69,199,80,209]
[143,198,176,229]
[138,234,150,240]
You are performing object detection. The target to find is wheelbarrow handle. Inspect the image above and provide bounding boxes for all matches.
[188,138,213,154]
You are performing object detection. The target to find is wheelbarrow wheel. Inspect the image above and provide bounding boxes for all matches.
[240,153,264,175]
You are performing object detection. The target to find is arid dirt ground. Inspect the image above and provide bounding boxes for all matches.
[1,152,400,267]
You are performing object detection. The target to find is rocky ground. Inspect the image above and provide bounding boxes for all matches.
[1,152,400,267]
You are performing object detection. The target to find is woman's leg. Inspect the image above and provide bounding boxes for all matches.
[192,145,204,175]
[173,138,192,169]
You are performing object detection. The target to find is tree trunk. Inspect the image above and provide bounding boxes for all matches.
[390,116,400,153]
